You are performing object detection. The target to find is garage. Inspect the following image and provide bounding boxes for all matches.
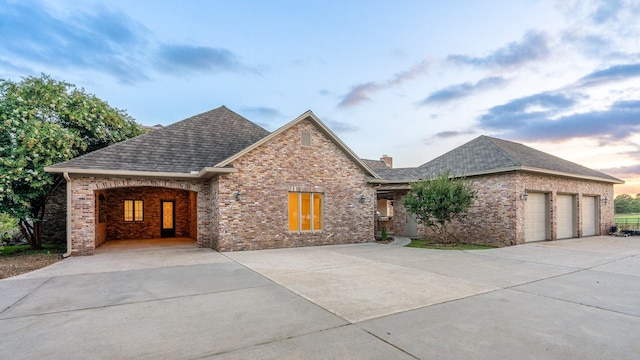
[582,196,598,236]
[556,194,576,239]
[525,192,549,242]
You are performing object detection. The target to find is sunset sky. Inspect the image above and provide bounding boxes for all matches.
[1,0,639,194]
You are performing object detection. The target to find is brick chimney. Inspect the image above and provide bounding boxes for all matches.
[380,155,392,169]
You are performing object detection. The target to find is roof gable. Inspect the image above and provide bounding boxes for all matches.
[216,110,379,178]
[47,106,270,174]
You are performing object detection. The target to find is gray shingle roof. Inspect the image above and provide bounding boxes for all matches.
[49,106,270,173]
[361,159,390,170]
[376,135,622,183]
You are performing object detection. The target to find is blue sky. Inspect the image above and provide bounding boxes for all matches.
[2,0,640,194]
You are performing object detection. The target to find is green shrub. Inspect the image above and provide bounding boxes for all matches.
[0,213,20,243]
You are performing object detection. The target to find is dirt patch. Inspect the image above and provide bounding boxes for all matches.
[0,253,63,279]
[375,237,395,244]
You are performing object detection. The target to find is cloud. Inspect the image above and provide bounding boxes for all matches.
[598,163,640,178]
[326,120,359,133]
[0,2,148,82]
[241,106,282,118]
[422,129,476,145]
[155,45,244,73]
[447,31,549,69]
[337,82,380,108]
[434,130,476,139]
[591,0,624,24]
[337,60,428,108]
[479,92,579,129]
[0,2,248,83]
[575,63,640,87]
[421,76,507,105]
[480,96,640,142]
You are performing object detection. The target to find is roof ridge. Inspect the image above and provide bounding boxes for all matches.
[481,136,522,166]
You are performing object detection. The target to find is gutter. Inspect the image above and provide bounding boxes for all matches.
[44,167,237,179]
[63,172,72,258]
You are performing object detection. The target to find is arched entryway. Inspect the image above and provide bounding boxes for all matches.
[95,186,197,247]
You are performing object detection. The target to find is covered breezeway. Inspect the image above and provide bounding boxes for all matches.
[94,186,198,249]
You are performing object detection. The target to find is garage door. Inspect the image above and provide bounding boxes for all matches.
[556,194,575,239]
[525,192,548,242]
[582,196,598,236]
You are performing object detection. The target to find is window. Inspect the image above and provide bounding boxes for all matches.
[124,200,143,222]
[288,192,322,231]
[301,131,311,146]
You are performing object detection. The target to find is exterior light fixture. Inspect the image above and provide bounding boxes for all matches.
[520,190,528,201]
[359,194,366,204]
[601,196,609,205]
[235,191,242,201]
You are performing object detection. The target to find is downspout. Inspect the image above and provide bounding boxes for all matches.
[63,172,72,258]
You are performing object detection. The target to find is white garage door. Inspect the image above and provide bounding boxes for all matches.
[582,196,598,236]
[525,192,548,242]
[556,194,575,239]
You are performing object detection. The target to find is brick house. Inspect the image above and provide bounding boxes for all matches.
[45,106,378,255]
[372,136,623,246]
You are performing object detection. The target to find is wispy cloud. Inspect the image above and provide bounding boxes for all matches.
[326,120,359,133]
[591,0,624,24]
[0,2,248,83]
[480,96,640,142]
[479,92,579,130]
[447,31,549,69]
[338,60,429,108]
[420,76,507,105]
[0,2,148,82]
[422,129,476,145]
[598,163,640,178]
[241,106,282,118]
[575,63,640,87]
[434,130,476,139]
[155,45,244,73]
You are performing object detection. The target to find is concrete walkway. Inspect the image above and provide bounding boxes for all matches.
[1,237,639,359]
[390,236,412,246]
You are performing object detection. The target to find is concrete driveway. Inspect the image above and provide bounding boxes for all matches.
[1,237,639,359]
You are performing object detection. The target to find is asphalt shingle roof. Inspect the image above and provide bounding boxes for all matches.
[361,159,390,170]
[49,106,270,173]
[376,135,622,183]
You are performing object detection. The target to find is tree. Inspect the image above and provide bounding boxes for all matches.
[614,194,634,214]
[403,172,477,244]
[0,74,143,249]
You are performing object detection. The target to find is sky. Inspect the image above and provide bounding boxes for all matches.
[1,0,640,195]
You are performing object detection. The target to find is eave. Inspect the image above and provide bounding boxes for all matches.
[44,166,236,179]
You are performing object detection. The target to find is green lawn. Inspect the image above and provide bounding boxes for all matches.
[0,243,66,257]
[407,239,494,250]
[615,214,640,225]
[615,214,640,220]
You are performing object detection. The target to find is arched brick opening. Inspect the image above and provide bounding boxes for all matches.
[94,185,198,247]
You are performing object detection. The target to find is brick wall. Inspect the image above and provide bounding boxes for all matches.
[401,171,615,246]
[103,187,193,240]
[67,177,210,255]
[215,119,375,251]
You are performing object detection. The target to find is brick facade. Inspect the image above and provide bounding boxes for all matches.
[215,119,375,251]
[66,177,210,255]
[387,171,615,246]
[60,119,375,255]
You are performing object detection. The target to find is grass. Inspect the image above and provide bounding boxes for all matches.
[614,214,640,228]
[614,213,640,220]
[0,243,66,257]
[407,239,495,250]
